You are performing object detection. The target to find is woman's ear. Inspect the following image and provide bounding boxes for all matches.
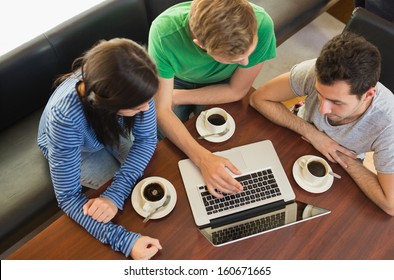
[77,81,86,96]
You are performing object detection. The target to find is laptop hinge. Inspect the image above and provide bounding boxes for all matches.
[201,199,287,229]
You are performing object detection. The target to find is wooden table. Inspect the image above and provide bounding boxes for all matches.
[7,96,394,260]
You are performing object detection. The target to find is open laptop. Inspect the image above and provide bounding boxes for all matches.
[178,140,330,246]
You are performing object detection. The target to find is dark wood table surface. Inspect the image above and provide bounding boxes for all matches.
[7,95,394,260]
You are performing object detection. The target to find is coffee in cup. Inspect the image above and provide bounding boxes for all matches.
[307,161,327,177]
[140,179,167,212]
[299,156,329,184]
[204,107,229,134]
[207,114,226,126]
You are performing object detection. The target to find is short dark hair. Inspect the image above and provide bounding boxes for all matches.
[315,32,381,98]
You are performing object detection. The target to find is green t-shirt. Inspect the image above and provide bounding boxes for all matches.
[148,1,276,84]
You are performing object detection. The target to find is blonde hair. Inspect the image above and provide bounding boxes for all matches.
[189,0,257,58]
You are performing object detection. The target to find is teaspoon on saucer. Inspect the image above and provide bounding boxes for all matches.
[329,171,341,179]
[143,195,171,223]
[198,128,229,139]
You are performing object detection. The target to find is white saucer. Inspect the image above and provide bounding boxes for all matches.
[196,110,236,143]
[292,155,334,194]
[131,176,177,219]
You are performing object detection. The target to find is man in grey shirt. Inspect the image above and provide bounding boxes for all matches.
[250,32,394,216]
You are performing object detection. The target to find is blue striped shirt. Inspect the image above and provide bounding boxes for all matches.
[38,73,157,257]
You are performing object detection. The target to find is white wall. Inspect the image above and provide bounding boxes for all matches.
[0,0,105,56]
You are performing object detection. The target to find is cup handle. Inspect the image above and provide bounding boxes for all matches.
[299,158,307,168]
[142,202,152,213]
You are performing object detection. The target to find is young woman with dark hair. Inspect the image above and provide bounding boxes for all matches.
[38,38,161,259]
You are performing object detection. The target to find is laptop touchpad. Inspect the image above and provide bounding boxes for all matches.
[216,150,247,172]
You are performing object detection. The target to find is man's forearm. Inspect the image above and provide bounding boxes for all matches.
[173,83,249,106]
[250,99,316,140]
[339,153,394,215]
[157,110,210,167]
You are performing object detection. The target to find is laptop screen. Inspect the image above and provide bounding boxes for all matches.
[199,201,330,246]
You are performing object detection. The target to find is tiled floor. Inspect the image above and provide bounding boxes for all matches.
[252,12,376,173]
[253,12,345,88]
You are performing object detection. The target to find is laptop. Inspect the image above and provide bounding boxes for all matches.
[178,140,330,246]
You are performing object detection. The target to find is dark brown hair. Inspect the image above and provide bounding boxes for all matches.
[316,32,381,98]
[55,38,158,147]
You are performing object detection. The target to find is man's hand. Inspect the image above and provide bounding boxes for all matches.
[198,153,243,198]
[82,197,118,223]
[303,129,357,168]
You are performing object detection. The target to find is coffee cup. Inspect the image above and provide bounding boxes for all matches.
[140,179,167,212]
[204,107,229,134]
[299,156,329,184]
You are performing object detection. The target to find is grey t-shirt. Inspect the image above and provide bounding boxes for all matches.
[289,59,394,174]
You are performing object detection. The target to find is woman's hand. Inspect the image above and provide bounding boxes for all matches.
[82,197,118,223]
[131,236,162,260]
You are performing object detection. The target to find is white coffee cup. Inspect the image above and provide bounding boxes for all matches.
[299,156,329,184]
[140,179,167,212]
[204,107,229,134]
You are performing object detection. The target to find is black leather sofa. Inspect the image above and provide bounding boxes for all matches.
[0,0,339,254]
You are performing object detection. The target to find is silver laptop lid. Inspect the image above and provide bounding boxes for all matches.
[178,140,296,226]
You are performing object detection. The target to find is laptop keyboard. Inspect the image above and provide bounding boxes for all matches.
[211,211,286,245]
[199,168,281,216]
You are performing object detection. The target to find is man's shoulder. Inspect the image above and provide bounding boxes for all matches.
[290,59,317,82]
[250,2,273,28]
[150,2,190,37]
[152,2,190,24]
[376,83,394,99]
[297,59,317,69]
[250,2,269,15]
[373,83,394,117]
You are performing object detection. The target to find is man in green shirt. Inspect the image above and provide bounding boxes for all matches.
[149,0,276,198]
